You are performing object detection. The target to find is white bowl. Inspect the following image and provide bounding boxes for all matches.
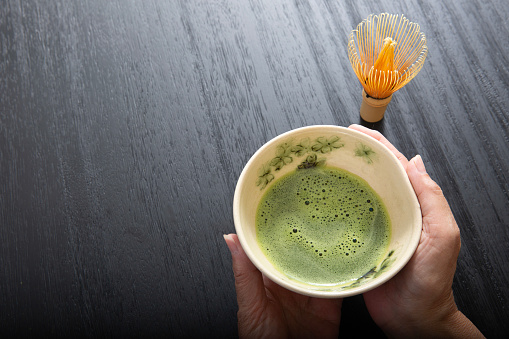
[233,125,421,298]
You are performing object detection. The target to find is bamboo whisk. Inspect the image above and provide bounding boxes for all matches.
[348,13,428,121]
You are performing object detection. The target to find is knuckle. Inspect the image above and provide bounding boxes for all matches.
[452,226,461,250]
[234,270,250,285]
[427,179,444,197]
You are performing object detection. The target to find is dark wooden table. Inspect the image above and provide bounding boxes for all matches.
[1,0,508,337]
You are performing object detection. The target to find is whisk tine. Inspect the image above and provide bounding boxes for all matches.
[348,13,428,99]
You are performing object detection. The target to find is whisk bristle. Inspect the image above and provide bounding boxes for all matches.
[348,13,428,99]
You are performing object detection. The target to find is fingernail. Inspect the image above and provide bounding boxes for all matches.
[414,155,426,174]
[223,234,239,255]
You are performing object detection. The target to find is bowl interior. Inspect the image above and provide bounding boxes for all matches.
[233,125,421,297]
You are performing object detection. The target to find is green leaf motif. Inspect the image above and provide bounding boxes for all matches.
[343,250,396,289]
[270,143,293,171]
[355,143,376,164]
[291,138,310,157]
[255,135,343,189]
[256,165,275,190]
[298,154,325,169]
[375,250,395,278]
[311,136,344,154]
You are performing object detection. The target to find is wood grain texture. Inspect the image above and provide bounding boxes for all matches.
[0,0,507,337]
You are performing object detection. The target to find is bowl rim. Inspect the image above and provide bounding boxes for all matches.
[233,125,421,298]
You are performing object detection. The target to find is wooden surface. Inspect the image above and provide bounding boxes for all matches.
[1,0,508,337]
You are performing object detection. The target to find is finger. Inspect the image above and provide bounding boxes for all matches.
[224,234,267,311]
[406,156,460,246]
[348,124,408,169]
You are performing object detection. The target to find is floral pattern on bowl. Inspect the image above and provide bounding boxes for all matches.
[256,135,376,189]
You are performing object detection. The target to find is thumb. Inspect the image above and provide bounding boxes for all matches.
[406,156,460,245]
[224,234,267,311]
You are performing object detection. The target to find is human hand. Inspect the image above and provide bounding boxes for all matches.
[349,124,484,338]
[224,234,343,339]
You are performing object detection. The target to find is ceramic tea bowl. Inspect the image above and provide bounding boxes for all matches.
[233,125,421,298]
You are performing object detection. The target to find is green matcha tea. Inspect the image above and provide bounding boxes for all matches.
[256,166,391,286]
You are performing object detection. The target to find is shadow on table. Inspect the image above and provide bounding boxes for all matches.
[359,117,385,134]
[339,294,386,338]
